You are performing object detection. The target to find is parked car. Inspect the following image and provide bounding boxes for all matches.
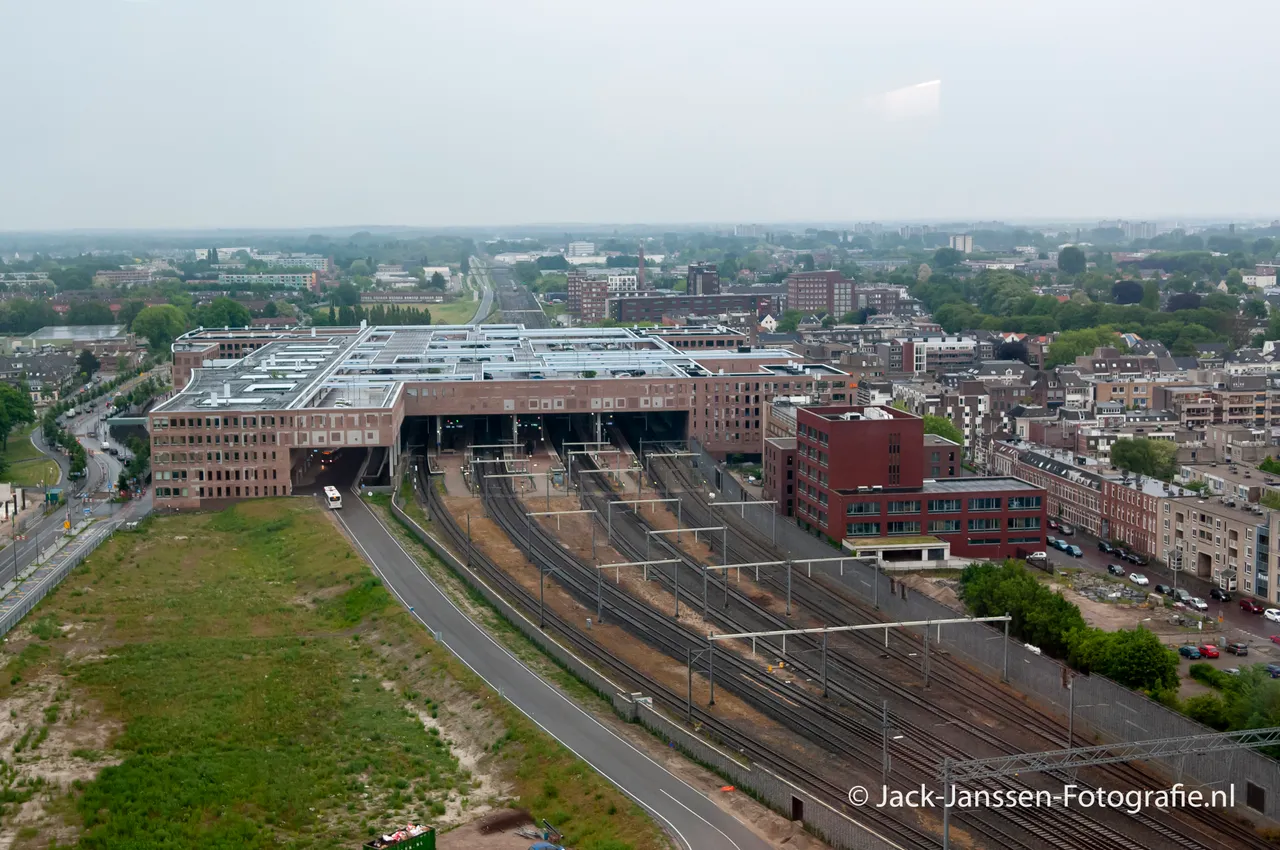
[1179,645,1202,659]
[1107,563,1126,576]
[1055,539,1072,552]
[1266,609,1280,623]
[1210,587,1232,602]
[1113,548,1129,560]
[1129,573,1149,586]
[1171,588,1192,604]
[1047,535,1059,548]
[1266,664,1280,679]
[1048,519,1059,530]
[1241,599,1265,614]
[1067,545,1083,558]
[1059,524,1074,536]
[1153,584,1172,596]
[1189,597,1209,611]
[1225,668,1241,676]
[1198,644,1220,658]
[1226,642,1249,656]
[1125,552,1146,565]
[1270,635,1280,645]
[1098,541,1113,553]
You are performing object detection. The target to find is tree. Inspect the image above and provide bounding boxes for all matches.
[65,301,116,325]
[0,383,34,450]
[798,254,815,271]
[50,267,94,291]
[76,349,101,380]
[1046,328,1120,367]
[116,300,147,327]
[1166,292,1202,312]
[335,282,361,307]
[209,248,219,265]
[430,271,446,289]
[263,300,279,319]
[1141,280,1160,310]
[922,414,963,445]
[131,305,187,352]
[933,247,964,268]
[1110,438,1177,480]
[348,259,371,276]
[194,297,251,328]
[996,340,1029,363]
[1244,299,1269,320]
[1058,245,1087,275]
[513,262,540,287]
[1066,628,1179,694]
[960,561,1086,658]
[1111,280,1143,304]
[776,309,804,333]
[536,254,569,271]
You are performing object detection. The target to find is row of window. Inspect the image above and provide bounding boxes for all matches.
[844,496,1042,517]
[845,518,1041,536]
[155,485,286,498]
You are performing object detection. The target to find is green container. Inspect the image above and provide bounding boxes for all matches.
[363,826,435,850]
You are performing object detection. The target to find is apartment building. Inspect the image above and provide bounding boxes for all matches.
[786,271,853,315]
[686,262,720,296]
[566,274,609,322]
[217,273,318,291]
[786,406,1045,561]
[1162,496,1280,597]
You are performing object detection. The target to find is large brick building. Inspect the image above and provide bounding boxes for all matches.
[153,325,853,509]
[608,293,776,324]
[786,271,854,316]
[770,405,1046,562]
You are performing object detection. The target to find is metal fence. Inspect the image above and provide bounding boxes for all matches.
[0,513,148,639]
[385,496,903,849]
[674,443,1280,820]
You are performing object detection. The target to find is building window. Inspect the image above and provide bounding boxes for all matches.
[887,521,921,536]
[968,518,1001,532]
[969,497,1002,512]
[847,501,880,516]
[967,538,1000,546]
[928,499,961,513]
[1008,496,1042,510]
[928,519,961,533]
[888,500,921,515]
[1007,536,1042,544]
[1008,517,1041,530]
[847,522,881,536]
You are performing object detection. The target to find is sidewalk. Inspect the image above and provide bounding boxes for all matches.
[0,519,101,636]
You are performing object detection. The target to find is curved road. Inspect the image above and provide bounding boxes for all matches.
[331,481,771,850]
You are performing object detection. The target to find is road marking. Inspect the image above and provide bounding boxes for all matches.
[333,490,730,850]
[661,789,743,850]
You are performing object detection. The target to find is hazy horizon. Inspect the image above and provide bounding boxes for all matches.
[5,0,1279,230]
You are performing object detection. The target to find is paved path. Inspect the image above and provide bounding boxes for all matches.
[333,485,770,850]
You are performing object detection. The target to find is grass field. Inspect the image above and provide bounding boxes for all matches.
[1,424,60,488]
[0,501,665,850]
[430,296,480,325]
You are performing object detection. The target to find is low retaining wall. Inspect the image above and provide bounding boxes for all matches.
[384,498,901,850]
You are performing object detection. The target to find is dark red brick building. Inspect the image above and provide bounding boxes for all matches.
[788,405,1046,561]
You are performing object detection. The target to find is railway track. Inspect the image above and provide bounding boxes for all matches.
[414,460,940,850]
[633,445,1272,850]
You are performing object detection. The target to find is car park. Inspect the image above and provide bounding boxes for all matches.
[1189,597,1209,611]
[1266,609,1280,623]
[1129,573,1149,586]
[1198,644,1220,658]
[1098,541,1113,553]
[1179,645,1201,659]
[1210,587,1232,602]
[1107,563,1126,576]
[1242,599,1265,614]
[1226,643,1249,655]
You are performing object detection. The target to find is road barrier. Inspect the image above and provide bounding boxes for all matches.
[0,512,149,639]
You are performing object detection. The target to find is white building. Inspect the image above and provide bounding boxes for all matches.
[948,234,973,254]
[566,241,596,258]
[606,273,639,293]
[1244,273,1277,289]
[217,272,316,290]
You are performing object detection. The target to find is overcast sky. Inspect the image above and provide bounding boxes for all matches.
[4,0,1278,230]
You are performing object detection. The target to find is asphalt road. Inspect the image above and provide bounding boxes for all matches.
[0,378,155,586]
[1048,524,1280,645]
[329,470,771,850]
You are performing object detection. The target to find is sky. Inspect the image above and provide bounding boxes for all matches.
[3,0,1279,230]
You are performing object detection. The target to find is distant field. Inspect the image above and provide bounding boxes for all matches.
[0,501,663,850]
[430,297,480,325]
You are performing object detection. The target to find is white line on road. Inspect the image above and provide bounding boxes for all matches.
[661,789,743,850]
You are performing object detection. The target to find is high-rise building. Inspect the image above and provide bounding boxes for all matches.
[786,271,853,315]
[687,262,719,295]
[566,241,596,258]
[948,234,973,254]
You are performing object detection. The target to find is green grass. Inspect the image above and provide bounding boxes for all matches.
[430,297,481,325]
[1,424,60,487]
[0,500,666,850]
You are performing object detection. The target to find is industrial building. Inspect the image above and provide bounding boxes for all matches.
[151,324,852,509]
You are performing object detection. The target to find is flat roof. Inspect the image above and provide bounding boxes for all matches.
[156,323,822,414]
[30,325,126,341]
[920,477,1042,493]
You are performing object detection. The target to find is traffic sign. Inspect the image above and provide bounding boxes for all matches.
[63,520,70,530]
[83,507,91,516]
